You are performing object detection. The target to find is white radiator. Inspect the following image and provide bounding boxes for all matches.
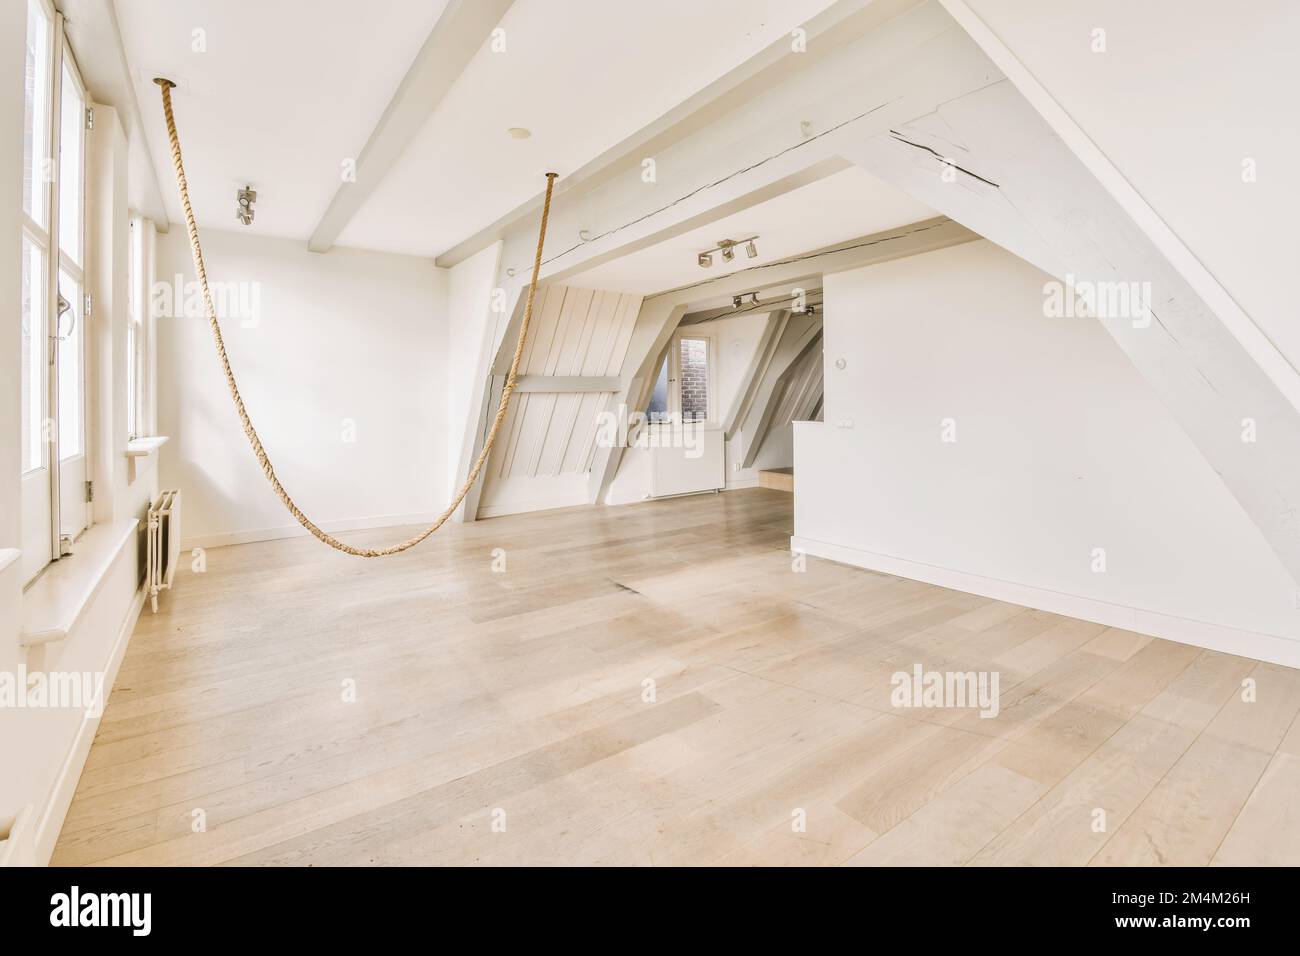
[147,489,182,613]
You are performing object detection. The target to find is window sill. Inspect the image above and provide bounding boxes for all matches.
[125,435,169,458]
[20,518,139,647]
[126,435,169,482]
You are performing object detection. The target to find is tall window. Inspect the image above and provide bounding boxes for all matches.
[18,0,91,581]
[20,0,54,581]
[127,217,147,439]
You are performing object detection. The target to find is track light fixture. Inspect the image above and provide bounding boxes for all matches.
[694,236,758,268]
[236,185,257,226]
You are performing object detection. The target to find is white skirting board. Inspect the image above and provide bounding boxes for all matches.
[180,511,439,551]
[31,585,147,865]
[791,535,1300,670]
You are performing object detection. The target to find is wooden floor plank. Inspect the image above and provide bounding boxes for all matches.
[50,489,1300,866]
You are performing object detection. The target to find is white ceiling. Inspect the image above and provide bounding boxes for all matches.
[338,0,839,256]
[116,0,449,241]
[115,0,909,265]
[564,166,936,296]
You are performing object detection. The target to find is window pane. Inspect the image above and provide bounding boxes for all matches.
[678,337,710,422]
[58,62,83,264]
[23,0,51,226]
[647,354,670,423]
[127,220,138,438]
[21,238,46,473]
[58,271,82,459]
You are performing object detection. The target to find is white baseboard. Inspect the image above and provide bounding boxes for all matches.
[725,476,760,490]
[32,584,147,865]
[477,494,587,520]
[181,511,438,551]
[791,535,1300,670]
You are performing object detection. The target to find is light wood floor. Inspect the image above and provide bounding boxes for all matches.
[54,489,1300,866]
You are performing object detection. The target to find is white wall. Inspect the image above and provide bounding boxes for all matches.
[954,0,1300,381]
[446,240,502,505]
[2,99,156,863]
[795,241,1300,664]
[154,229,448,548]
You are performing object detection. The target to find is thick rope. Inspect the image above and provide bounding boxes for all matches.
[155,78,555,557]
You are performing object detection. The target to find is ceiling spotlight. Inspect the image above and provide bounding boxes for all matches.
[235,185,257,226]
[507,127,532,140]
[732,295,743,307]
[696,236,758,270]
[749,292,761,306]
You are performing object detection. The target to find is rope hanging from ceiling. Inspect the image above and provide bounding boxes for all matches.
[153,78,556,557]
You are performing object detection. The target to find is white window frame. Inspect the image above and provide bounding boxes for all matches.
[18,0,94,583]
[53,29,90,549]
[19,0,57,583]
[668,329,718,426]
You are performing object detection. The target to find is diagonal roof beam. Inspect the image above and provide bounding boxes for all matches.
[307,0,515,253]
[435,0,923,268]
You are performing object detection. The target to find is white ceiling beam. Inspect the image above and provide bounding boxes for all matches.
[846,79,1300,588]
[486,0,995,300]
[306,0,515,254]
[435,0,924,268]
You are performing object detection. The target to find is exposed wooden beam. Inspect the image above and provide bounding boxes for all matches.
[584,217,976,505]
[725,311,789,439]
[435,0,923,268]
[846,79,1300,585]
[513,376,620,393]
[744,329,823,469]
[307,0,515,253]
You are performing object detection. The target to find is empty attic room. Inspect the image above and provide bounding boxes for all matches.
[3,0,1300,907]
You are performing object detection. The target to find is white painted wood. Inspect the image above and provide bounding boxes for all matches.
[33,584,146,865]
[513,376,620,393]
[843,80,1300,588]
[474,284,641,517]
[19,517,138,646]
[649,427,725,498]
[587,218,977,505]
[124,435,168,456]
[306,0,517,252]
[486,2,997,292]
[436,0,922,267]
[725,311,787,440]
[941,0,1300,414]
